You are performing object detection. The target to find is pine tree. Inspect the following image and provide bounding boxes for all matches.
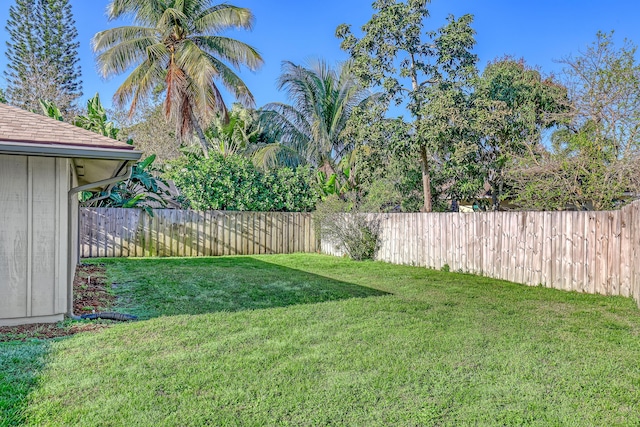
[37,0,82,107]
[4,0,82,112]
[4,0,39,110]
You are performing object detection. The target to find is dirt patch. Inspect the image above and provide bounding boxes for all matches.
[0,263,116,342]
[73,263,116,315]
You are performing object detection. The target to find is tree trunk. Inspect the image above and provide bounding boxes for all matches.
[410,58,432,213]
[190,111,210,159]
[419,146,432,212]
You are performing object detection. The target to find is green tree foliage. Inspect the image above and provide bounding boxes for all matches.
[93,0,263,158]
[36,0,82,107]
[74,93,121,139]
[472,58,569,209]
[84,154,175,215]
[205,103,301,169]
[562,32,640,157]
[509,123,639,211]
[261,60,375,186]
[167,154,320,212]
[508,32,640,210]
[341,102,424,212]
[4,0,82,112]
[337,0,477,212]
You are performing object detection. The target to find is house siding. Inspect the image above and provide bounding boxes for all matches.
[0,154,71,325]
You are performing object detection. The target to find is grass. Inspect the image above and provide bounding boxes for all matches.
[0,341,50,426]
[102,256,388,318]
[2,253,640,426]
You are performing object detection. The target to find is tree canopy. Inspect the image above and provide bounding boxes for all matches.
[261,60,375,182]
[93,0,263,158]
[337,0,477,211]
[4,0,82,112]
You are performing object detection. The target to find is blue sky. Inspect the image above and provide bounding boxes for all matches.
[0,0,639,112]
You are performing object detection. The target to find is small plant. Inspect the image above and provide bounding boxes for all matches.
[441,264,450,273]
[315,195,382,261]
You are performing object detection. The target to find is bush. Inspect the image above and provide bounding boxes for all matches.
[166,154,320,212]
[315,195,381,261]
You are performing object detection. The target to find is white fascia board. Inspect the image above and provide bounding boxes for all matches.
[0,140,142,161]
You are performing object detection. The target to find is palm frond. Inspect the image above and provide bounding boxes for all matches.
[251,143,305,170]
[113,59,165,113]
[99,0,261,143]
[193,4,255,33]
[108,0,167,25]
[191,36,262,70]
[197,49,256,107]
[94,32,161,77]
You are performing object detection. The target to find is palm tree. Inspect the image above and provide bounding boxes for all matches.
[93,0,263,158]
[205,103,306,169]
[261,60,376,178]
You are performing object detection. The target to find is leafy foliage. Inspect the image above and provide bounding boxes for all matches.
[73,93,121,140]
[339,100,426,212]
[261,60,375,184]
[85,154,175,214]
[167,153,320,212]
[314,195,382,260]
[204,103,303,169]
[472,57,569,209]
[337,1,478,211]
[508,33,640,210]
[112,98,181,164]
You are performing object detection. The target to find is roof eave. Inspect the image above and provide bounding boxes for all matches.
[0,140,143,161]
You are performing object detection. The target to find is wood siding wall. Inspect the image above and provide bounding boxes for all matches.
[0,155,70,325]
[80,208,317,258]
[321,203,640,305]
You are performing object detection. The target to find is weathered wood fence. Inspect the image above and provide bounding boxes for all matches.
[322,202,640,304]
[81,204,640,306]
[80,208,316,258]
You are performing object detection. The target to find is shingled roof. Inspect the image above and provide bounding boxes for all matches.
[0,102,135,151]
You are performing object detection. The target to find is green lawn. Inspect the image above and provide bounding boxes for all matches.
[2,254,640,426]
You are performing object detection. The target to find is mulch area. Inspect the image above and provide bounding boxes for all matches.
[0,263,115,342]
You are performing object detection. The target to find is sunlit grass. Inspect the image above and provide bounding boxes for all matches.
[2,254,640,426]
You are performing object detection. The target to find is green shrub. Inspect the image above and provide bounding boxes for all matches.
[166,154,320,212]
[315,195,381,261]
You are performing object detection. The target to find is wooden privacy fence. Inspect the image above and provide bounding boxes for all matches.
[321,202,640,305]
[81,204,640,306]
[80,208,316,258]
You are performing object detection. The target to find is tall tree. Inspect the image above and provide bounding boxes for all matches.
[93,0,263,158]
[337,0,477,212]
[261,60,375,185]
[561,31,640,158]
[472,58,569,209]
[4,0,38,110]
[508,33,640,210]
[36,0,82,107]
[4,0,82,112]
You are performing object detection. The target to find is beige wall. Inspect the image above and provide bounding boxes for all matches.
[0,155,72,326]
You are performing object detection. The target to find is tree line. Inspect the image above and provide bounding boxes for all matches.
[3,0,640,213]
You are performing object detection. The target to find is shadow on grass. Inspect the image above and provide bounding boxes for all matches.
[101,256,390,319]
[0,340,51,426]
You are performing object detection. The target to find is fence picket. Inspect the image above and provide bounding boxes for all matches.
[80,205,640,307]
